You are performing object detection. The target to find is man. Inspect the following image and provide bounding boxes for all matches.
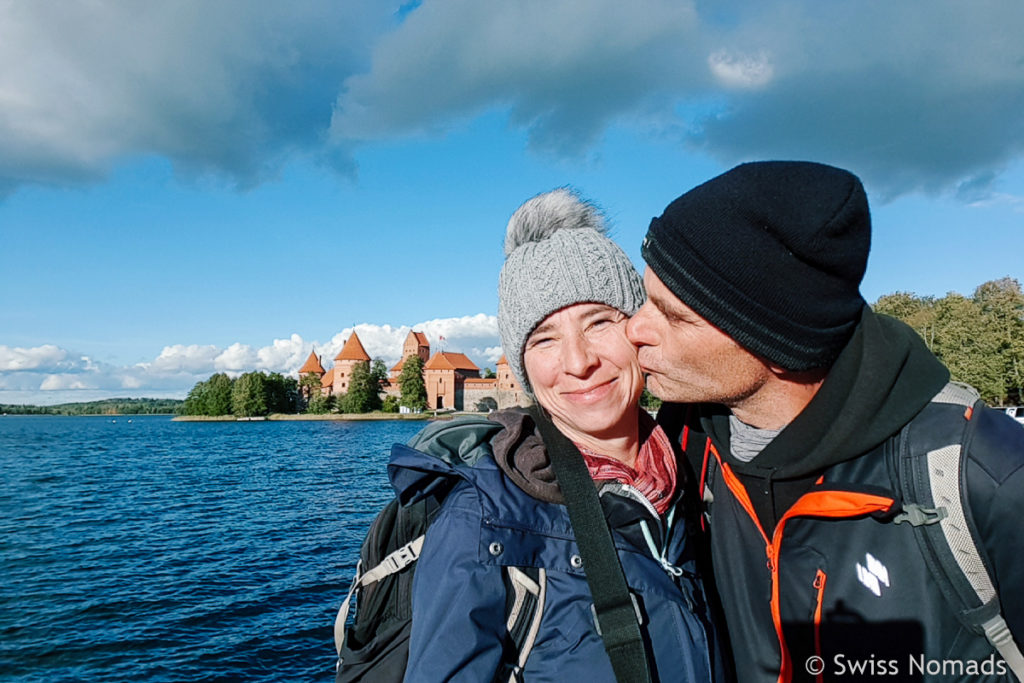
[626,161,1024,682]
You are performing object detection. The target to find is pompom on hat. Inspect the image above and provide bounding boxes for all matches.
[498,188,645,392]
[641,160,871,371]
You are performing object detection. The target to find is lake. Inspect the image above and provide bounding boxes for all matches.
[0,415,429,682]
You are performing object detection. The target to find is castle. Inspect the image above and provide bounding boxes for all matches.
[297,330,527,411]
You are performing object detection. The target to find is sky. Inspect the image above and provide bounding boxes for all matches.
[1,0,1022,405]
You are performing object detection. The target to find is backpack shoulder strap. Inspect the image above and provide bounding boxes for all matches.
[335,463,548,679]
[530,406,653,683]
[334,534,426,657]
[894,382,1024,678]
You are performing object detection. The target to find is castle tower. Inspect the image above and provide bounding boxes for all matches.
[390,330,431,380]
[298,349,326,402]
[332,331,371,395]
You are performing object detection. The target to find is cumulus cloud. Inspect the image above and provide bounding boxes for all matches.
[3,0,1022,199]
[329,0,1024,197]
[147,345,221,374]
[330,0,702,157]
[0,316,503,404]
[256,334,309,371]
[39,375,92,391]
[0,344,71,371]
[0,0,389,194]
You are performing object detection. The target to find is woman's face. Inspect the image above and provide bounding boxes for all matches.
[523,302,644,440]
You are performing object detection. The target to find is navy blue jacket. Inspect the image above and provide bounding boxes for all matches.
[388,415,725,683]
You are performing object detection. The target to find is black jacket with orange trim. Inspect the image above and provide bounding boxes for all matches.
[658,308,1024,683]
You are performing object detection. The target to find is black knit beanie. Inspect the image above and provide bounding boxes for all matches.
[641,161,870,371]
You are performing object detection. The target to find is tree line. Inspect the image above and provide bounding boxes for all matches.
[874,277,1024,405]
[179,372,298,417]
[1,398,183,415]
[179,355,430,417]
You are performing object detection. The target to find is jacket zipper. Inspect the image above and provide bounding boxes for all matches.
[601,483,685,579]
[813,569,827,683]
[707,440,894,683]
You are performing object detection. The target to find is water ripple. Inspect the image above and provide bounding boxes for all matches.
[0,415,426,682]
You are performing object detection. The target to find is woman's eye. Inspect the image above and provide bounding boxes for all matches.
[589,314,622,331]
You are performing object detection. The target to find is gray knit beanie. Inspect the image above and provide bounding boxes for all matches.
[498,188,645,393]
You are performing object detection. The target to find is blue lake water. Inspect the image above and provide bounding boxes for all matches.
[0,415,428,682]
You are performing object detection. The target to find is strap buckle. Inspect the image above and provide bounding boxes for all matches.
[893,503,947,527]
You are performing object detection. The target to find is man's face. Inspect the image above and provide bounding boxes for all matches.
[626,268,773,406]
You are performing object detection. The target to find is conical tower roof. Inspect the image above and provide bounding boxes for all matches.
[298,349,325,375]
[334,331,371,362]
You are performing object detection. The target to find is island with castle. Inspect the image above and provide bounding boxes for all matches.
[297,329,527,412]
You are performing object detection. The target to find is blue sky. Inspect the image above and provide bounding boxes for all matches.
[1,0,1022,405]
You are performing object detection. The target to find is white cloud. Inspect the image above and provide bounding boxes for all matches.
[146,344,221,374]
[4,0,1023,198]
[214,343,258,373]
[256,333,308,371]
[328,0,1024,198]
[708,51,773,89]
[414,314,499,348]
[0,344,69,371]
[0,1,390,195]
[482,346,505,364]
[39,375,93,391]
[330,0,702,156]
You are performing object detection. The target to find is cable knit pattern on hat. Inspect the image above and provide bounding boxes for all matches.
[498,188,645,393]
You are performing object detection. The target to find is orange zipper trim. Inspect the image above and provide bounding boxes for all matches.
[708,442,894,683]
[813,569,827,683]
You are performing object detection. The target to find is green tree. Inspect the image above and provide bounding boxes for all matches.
[181,378,209,416]
[482,367,496,379]
[874,292,938,350]
[371,359,388,397]
[382,395,400,413]
[264,372,298,414]
[931,294,1005,404]
[299,373,323,411]
[232,371,268,417]
[399,355,427,411]
[205,373,234,416]
[973,277,1024,404]
[640,388,662,412]
[338,360,383,413]
[307,390,331,414]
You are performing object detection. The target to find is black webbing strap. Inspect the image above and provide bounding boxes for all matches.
[530,407,653,683]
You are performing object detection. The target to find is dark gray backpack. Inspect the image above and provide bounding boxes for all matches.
[892,382,1024,679]
[334,423,547,683]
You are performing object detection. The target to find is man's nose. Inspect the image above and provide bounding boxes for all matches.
[626,304,651,347]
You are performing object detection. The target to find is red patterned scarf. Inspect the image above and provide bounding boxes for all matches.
[576,423,678,515]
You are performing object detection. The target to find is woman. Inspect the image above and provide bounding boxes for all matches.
[393,189,723,682]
